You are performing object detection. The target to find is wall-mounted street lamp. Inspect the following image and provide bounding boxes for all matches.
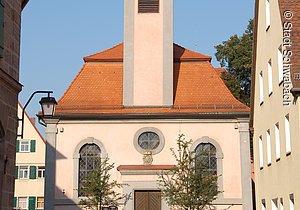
[18,91,57,139]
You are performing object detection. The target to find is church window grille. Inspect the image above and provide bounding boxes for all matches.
[78,144,101,196]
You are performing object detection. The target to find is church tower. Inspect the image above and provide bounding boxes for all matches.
[123,0,173,106]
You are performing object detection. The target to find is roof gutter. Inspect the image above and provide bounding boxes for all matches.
[40,111,249,121]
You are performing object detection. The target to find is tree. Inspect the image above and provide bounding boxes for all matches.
[79,157,126,210]
[215,19,253,106]
[158,134,220,210]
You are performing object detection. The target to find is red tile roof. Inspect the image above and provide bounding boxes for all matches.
[83,43,211,62]
[56,43,249,115]
[278,1,300,92]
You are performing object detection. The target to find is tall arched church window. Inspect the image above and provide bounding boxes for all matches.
[195,143,217,175]
[78,144,101,196]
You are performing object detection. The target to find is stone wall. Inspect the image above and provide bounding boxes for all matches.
[0,0,24,210]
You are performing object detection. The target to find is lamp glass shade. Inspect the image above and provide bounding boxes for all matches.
[39,97,57,117]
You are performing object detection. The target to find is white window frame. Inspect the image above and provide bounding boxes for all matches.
[278,45,283,83]
[285,114,291,154]
[280,198,284,210]
[259,71,264,104]
[262,199,266,210]
[37,166,45,178]
[19,140,30,153]
[268,60,273,95]
[18,197,28,210]
[36,197,44,210]
[259,136,264,168]
[266,130,271,165]
[289,194,294,210]
[266,0,270,30]
[275,123,280,160]
[272,198,278,210]
[19,166,29,179]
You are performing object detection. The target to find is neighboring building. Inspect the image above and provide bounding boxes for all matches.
[14,103,45,210]
[251,0,300,209]
[0,1,29,210]
[42,0,253,210]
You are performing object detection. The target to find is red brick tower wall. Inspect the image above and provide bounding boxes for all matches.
[0,0,24,210]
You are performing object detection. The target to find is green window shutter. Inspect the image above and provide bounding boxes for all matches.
[28,197,36,210]
[15,166,18,179]
[13,197,17,208]
[16,140,20,152]
[30,140,36,152]
[29,166,36,179]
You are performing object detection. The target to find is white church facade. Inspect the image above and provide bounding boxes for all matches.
[41,0,253,209]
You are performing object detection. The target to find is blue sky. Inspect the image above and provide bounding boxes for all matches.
[19,0,254,130]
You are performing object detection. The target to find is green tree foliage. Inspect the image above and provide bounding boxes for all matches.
[79,157,126,210]
[215,19,253,106]
[158,134,220,210]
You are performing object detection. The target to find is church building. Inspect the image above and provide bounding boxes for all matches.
[42,0,253,209]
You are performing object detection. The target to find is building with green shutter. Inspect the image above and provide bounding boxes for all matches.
[14,103,46,210]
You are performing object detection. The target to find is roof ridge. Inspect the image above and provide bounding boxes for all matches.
[83,43,123,62]
[214,69,248,108]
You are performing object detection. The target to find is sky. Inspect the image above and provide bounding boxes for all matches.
[19,0,254,134]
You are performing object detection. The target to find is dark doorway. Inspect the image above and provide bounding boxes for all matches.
[134,190,161,210]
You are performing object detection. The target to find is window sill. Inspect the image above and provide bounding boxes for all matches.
[260,101,264,106]
[267,163,271,167]
[266,25,270,32]
[276,158,280,162]
[279,80,283,86]
[286,151,291,156]
[260,166,263,170]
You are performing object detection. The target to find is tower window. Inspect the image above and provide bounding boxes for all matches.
[138,0,159,13]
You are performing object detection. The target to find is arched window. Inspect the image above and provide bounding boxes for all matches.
[78,144,101,196]
[195,143,217,175]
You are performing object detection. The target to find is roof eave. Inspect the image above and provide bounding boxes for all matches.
[43,111,250,121]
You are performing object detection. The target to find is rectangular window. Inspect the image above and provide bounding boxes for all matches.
[20,140,30,152]
[266,0,270,30]
[272,198,278,210]
[36,197,44,210]
[18,197,28,210]
[278,46,283,83]
[267,130,271,165]
[260,71,264,104]
[38,166,45,178]
[289,194,294,210]
[259,136,264,168]
[285,114,291,154]
[262,199,266,210]
[275,123,280,160]
[280,198,284,210]
[138,0,159,13]
[19,166,29,179]
[268,60,273,94]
